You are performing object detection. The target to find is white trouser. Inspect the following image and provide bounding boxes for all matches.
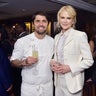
[21,80,53,96]
[55,77,82,96]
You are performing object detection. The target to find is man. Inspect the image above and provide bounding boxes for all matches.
[10,11,54,96]
[14,22,28,39]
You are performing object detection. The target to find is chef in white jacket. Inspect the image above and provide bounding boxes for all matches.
[11,11,54,96]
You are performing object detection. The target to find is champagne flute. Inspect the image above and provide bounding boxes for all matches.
[32,44,38,75]
[32,50,38,58]
[32,45,38,58]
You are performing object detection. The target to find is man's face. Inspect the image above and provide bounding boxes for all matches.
[15,25,24,33]
[33,15,48,35]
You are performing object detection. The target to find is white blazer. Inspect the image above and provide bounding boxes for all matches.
[54,28,94,93]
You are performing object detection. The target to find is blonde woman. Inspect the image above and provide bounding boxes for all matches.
[50,5,93,96]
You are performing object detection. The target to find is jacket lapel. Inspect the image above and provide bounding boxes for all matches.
[55,33,62,47]
[64,28,74,47]
[55,28,75,47]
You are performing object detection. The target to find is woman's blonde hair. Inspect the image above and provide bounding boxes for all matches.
[57,5,77,28]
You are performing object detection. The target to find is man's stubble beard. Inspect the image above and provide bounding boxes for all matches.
[36,30,46,35]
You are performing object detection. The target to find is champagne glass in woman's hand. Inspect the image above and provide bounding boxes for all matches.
[50,59,62,72]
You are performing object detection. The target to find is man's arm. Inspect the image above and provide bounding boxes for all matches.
[11,57,38,68]
[11,59,26,68]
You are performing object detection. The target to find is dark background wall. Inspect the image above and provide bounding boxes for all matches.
[0,8,96,36]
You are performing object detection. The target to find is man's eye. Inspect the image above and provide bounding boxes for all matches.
[42,20,47,23]
[35,20,40,22]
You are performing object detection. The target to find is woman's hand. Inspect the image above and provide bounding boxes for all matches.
[50,59,61,72]
[6,85,15,96]
[50,59,71,74]
[53,64,71,74]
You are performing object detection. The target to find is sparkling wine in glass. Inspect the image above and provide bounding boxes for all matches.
[32,44,39,75]
[32,45,38,58]
[32,50,38,58]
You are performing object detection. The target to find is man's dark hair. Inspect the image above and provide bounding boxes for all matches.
[16,22,26,31]
[32,11,50,23]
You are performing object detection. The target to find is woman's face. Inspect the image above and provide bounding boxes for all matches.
[59,11,74,31]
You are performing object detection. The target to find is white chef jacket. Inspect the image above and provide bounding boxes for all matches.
[10,32,54,84]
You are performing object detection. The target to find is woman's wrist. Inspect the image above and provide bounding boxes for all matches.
[6,85,14,95]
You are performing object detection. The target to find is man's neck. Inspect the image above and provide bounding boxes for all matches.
[34,32,46,39]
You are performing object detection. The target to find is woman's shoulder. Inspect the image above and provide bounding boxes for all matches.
[72,29,87,39]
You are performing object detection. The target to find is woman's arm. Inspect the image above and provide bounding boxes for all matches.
[89,40,94,55]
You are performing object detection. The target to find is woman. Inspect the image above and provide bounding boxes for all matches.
[0,28,14,96]
[50,5,93,96]
[0,25,12,58]
[85,22,96,83]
